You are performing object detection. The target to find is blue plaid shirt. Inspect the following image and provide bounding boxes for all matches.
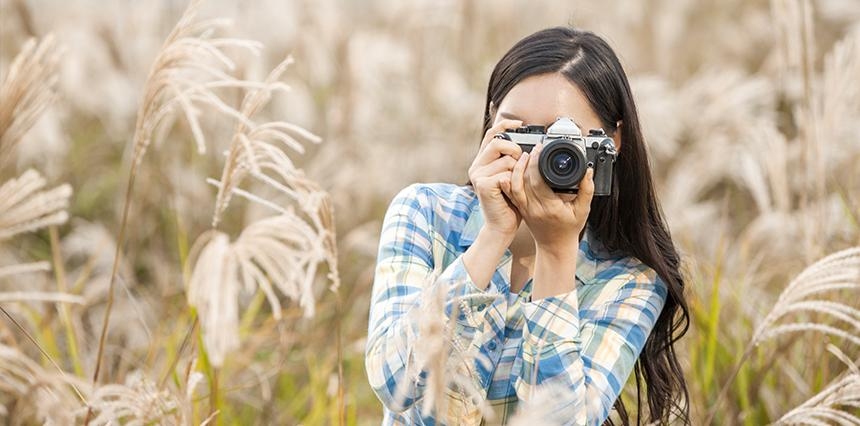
[365,183,668,425]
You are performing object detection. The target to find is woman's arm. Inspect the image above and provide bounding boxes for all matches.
[462,225,515,291]
[365,184,507,413]
[514,263,668,425]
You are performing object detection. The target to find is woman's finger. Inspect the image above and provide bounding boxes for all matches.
[500,173,513,200]
[479,119,523,154]
[487,170,514,197]
[474,155,517,178]
[474,169,512,197]
[476,138,523,167]
[510,151,529,210]
[498,174,522,222]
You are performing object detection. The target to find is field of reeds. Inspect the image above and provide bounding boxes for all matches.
[1,0,859,424]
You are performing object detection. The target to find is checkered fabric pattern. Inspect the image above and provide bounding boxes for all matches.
[365,183,668,425]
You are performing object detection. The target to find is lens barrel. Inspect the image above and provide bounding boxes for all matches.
[538,138,587,190]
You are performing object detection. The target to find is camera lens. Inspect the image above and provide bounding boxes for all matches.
[538,138,587,191]
[550,152,574,175]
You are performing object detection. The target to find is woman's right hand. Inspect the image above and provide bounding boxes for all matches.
[467,119,524,237]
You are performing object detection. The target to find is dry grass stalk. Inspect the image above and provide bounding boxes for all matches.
[91,0,280,391]
[775,374,860,425]
[0,34,61,168]
[0,291,83,304]
[187,202,331,367]
[126,0,268,168]
[0,343,85,424]
[507,381,579,426]
[81,371,184,425]
[0,168,71,241]
[773,0,828,259]
[773,345,860,425]
[0,260,50,279]
[185,47,337,367]
[390,272,495,423]
[252,170,340,292]
[210,55,322,228]
[751,247,860,347]
[706,247,860,422]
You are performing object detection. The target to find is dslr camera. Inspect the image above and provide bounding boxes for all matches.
[494,117,617,196]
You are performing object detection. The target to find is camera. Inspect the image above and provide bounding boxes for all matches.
[494,117,617,196]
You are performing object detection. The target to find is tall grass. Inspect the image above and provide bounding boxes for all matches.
[0,0,858,424]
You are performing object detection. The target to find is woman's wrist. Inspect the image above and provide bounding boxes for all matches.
[461,225,514,291]
[534,237,579,260]
[479,224,517,247]
[531,245,578,300]
[482,222,518,242]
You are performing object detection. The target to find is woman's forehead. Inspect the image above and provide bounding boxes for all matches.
[496,73,602,129]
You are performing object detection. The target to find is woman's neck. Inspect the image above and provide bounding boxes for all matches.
[509,221,536,258]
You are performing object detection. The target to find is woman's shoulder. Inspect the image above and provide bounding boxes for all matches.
[387,182,477,217]
[385,182,478,239]
[584,230,659,281]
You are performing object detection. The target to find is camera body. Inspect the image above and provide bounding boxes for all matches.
[494,117,617,196]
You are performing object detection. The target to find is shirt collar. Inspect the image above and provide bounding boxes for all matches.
[457,186,621,283]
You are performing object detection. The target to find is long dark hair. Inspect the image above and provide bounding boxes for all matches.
[478,27,690,424]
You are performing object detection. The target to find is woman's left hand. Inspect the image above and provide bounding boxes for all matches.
[501,142,595,256]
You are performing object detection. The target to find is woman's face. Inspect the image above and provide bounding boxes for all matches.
[491,72,621,151]
[488,72,621,204]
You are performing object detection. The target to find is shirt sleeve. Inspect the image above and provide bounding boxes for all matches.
[365,184,503,414]
[514,265,668,425]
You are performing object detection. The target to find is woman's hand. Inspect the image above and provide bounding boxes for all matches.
[501,141,595,256]
[468,119,525,238]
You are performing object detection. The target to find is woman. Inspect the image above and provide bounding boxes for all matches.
[365,26,689,425]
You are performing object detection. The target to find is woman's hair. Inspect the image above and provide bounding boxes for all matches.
[479,27,690,424]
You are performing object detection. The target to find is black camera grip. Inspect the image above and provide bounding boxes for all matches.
[593,155,614,196]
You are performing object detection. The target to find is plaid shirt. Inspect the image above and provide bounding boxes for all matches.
[365,183,668,425]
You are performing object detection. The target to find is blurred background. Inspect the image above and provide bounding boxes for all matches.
[1,0,859,424]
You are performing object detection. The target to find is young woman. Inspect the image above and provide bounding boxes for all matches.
[365,26,689,425]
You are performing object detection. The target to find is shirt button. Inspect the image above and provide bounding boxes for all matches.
[487,340,497,351]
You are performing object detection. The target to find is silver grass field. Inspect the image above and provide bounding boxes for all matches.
[0,0,859,424]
